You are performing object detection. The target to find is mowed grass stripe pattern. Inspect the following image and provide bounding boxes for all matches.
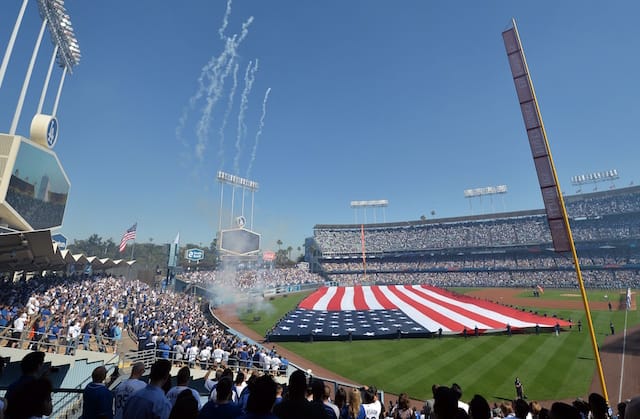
[238,289,639,401]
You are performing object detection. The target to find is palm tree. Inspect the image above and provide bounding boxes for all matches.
[287,246,293,260]
[277,239,283,250]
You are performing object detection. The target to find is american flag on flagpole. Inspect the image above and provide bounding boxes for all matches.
[119,223,137,253]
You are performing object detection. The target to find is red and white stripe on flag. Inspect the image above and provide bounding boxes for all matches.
[299,285,571,333]
[119,223,137,253]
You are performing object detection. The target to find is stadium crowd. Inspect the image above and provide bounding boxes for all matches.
[313,215,640,254]
[3,351,639,419]
[181,267,324,289]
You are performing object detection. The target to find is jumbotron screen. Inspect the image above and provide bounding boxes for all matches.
[5,141,70,230]
[219,228,261,255]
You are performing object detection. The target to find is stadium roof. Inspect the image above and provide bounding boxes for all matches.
[0,230,134,272]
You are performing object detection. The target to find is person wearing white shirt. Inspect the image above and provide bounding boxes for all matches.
[165,367,202,409]
[212,346,224,365]
[113,362,146,419]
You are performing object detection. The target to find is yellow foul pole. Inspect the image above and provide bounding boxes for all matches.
[511,19,609,404]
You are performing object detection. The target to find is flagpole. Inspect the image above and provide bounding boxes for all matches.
[618,304,628,403]
[618,288,632,402]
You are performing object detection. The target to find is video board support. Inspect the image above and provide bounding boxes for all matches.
[503,19,610,406]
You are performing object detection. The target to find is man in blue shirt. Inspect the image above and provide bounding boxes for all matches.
[82,366,114,419]
[123,359,172,419]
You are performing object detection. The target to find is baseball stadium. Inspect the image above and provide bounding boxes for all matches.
[1,2,639,419]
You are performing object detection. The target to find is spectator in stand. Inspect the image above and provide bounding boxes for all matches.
[82,366,114,419]
[198,376,242,419]
[514,399,530,419]
[5,351,46,418]
[390,393,413,419]
[346,387,363,419]
[166,367,202,410]
[468,394,491,419]
[238,374,279,419]
[113,362,146,419]
[588,393,609,419]
[361,386,382,419]
[169,390,199,419]
[433,386,459,419]
[627,397,640,419]
[12,377,53,419]
[273,370,325,419]
[549,402,580,419]
[123,359,172,419]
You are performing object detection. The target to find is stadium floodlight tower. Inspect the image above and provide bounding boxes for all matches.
[0,0,77,236]
[463,185,508,215]
[216,171,261,264]
[571,169,619,193]
[3,0,81,136]
[350,199,388,224]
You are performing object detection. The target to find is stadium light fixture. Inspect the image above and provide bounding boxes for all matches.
[350,200,389,208]
[571,169,619,192]
[463,184,508,215]
[350,199,388,224]
[37,0,82,72]
[463,185,508,198]
[216,171,259,191]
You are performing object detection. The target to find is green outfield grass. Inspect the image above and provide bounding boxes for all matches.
[516,287,628,303]
[238,288,639,402]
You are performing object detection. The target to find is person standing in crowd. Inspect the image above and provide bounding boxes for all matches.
[361,386,382,419]
[166,367,202,410]
[390,393,414,419]
[113,362,146,419]
[237,374,279,419]
[468,394,491,419]
[273,370,325,419]
[123,359,172,419]
[346,387,363,419]
[5,351,46,418]
[168,389,199,419]
[198,377,242,419]
[13,377,53,419]
[82,366,114,419]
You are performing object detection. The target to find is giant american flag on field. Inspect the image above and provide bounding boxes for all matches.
[266,285,571,341]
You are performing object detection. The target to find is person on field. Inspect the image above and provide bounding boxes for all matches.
[515,377,524,400]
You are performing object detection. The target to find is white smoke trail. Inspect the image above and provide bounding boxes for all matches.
[194,17,254,161]
[233,59,259,174]
[246,87,271,178]
[217,62,239,169]
[219,0,233,39]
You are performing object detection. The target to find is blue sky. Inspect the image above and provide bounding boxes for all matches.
[0,1,639,255]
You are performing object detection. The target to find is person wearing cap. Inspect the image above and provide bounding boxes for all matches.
[113,362,146,419]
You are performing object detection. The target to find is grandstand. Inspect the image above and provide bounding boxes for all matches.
[306,186,640,290]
